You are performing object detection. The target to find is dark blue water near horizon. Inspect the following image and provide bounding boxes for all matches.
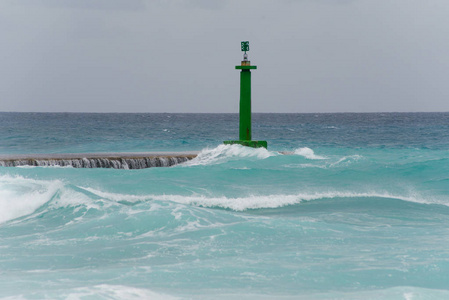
[1,112,449,299]
[1,112,449,154]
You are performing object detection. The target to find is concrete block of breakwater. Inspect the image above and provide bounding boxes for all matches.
[0,152,199,169]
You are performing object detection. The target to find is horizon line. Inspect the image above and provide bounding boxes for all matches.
[1,111,448,114]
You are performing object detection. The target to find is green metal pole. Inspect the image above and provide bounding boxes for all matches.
[223,41,267,149]
[239,69,251,141]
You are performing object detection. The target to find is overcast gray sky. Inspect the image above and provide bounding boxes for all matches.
[1,0,449,113]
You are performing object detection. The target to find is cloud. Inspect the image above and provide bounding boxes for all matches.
[11,0,146,11]
[2,0,449,112]
[182,0,227,10]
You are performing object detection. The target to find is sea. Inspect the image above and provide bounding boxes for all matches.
[1,112,449,299]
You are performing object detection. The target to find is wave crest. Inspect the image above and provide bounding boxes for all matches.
[73,190,440,212]
[156,192,435,211]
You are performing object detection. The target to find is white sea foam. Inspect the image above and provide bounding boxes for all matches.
[63,284,179,300]
[297,286,449,300]
[0,296,27,300]
[0,175,63,223]
[284,153,364,169]
[185,144,277,166]
[329,155,363,167]
[283,163,327,169]
[294,147,327,160]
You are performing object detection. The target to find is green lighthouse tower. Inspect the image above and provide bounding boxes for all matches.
[224,41,267,149]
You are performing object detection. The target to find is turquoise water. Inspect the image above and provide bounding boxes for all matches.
[1,112,449,299]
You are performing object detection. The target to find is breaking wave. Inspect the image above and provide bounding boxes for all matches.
[0,175,63,223]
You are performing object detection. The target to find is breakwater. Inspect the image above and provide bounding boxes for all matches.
[0,152,199,169]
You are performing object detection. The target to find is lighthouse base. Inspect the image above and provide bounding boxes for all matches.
[223,140,268,149]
